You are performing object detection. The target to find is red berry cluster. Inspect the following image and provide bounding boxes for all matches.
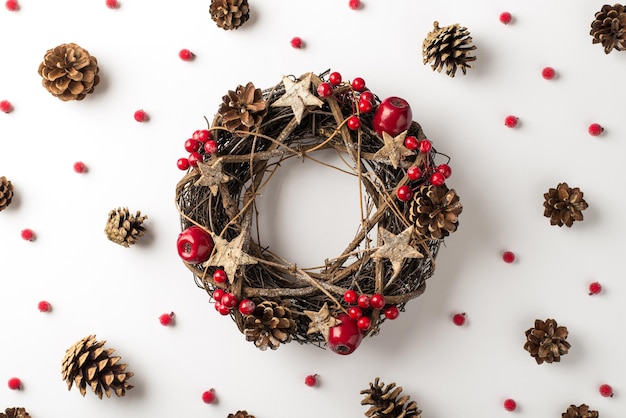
[211,268,256,317]
[176,129,218,170]
[342,289,399,330]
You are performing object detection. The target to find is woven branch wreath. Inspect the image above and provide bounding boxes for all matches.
[175,70,462,354]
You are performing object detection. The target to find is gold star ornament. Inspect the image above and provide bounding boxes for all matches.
[203,230,257,284]
[271,73,324,124]
[372,225,423,279]
[195,158,231,196]
[372,130,414,169]
[304,303,339,342]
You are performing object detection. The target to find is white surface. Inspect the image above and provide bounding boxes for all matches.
[0,1,624,417]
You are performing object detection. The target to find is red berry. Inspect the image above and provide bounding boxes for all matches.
[177,226,214,264]
[542,66,555,80]
[204,140,218,154]
[290,37,303,49]
[37,300,51,312]
[201,389,215,404]
[396,185,413,202]
[213,269,227,283]
[407,166,422,181]
[404,135,418,150]
[357,316,371,330]
[358,99,373,114]
[502,251,515,263]
[328,72,342,86]
[184,138,201,153]
[348,0,361,10]
[418,140,432,153]
[357,294,370,309]
[347,116,361,130]
[21,228,35,241]
[238,299,256,315]
[436,164,452,178]
[159,312,175,326]
[213,288,225,302]
[384,305,400,320]
[503,398,517,411]
[7,377,21,390]
[317,82,332,98]
[217,302,231,316]
[599,384,613,397]
[177,158,190,170]
[178,48,194,61]
[370,294,385,309]
[221,293,238,309]
[589,281,602,295]
[351,77,366,92]
[504,115,518,128]
[5,0,18,11]
[499,11,512,24]
[73,161,87,173]
[188,152,202,167]
[588,123,603,136]
[343,289,358,304]
[304,374,318,387]
[452,313,466,326]
[372,96,413,137]
[348,306,363,320]
[0,100,12,113]
[430,172,445,187]
[328,313,363,355]
[105,0,118,8]
[192,129,211,142]
[359,91,374,103]
[134,109,147,122]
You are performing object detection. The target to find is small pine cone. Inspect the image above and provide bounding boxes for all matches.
[210,0,250,30]
[0,176,14,212]
[562,404,599,418]
[543,182,588,227]
[409,184,462,240]
[218,82,267,135]
[360,378,421,418]
[105,207,147,247]
[590,4,626,54]
[61,334,134,399]
[422,21,476,77]
[38,43,100,101]
[227,411,255,418]
[524,318,571,364]
[0,408,31,418]
[243,300,296,350]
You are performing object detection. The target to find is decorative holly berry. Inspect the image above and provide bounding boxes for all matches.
[404,135,418,150]
[304,374,318,387]
[159,312,175,326]
[201,389,215,404]
[290,37,303,49]
[328,313,363,355]
[177,158,190,170]
[188,152,202,167]
[503,398,517,411]
[589,281,602,295]
[328,72,342,86]
[21,228,35,241]
[384,305,400,320]
[499,11,512,24]
[213,269,227,284]
[348,306,363,320]
[396,185,413,202]
[358,99,373,114]
[407,166,422,181]
[134,109,147,122]
[221,293,238,309]
[192,129,211,142]
[418,140,432,153]
[357,294,370,308]
[348,0,361,10]
[430,172,445,187]
[504,115,518,128]
[5,0,18,11]
[502,251,515,264]
[351,77,366,92]
[588,123,603,136]
[452,312,466,326]
[177,226,214,264]
[38,300,51,312]
[184,139,201,153]
[599,384,613,397]
[105,0,118,9]
[213,288,225,302]
[217,302,231,316]
[347,116,361,130]
[359,91,374,103]
[372,96,413,137]
[204,140,218,154]
[73,161,87,174]
[542,67,555,80]
[7,377,21,390]
[0,100,12,113]
[436,164,452,178]
[178,49,194,61]
[357,316,371,330]
[370,294,385,310]
[343,289,357,304]
[317,82,332,98]
[238,299,256,315]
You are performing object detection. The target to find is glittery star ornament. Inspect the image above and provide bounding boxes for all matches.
[271,73,324,124]
[304,302,339,341]
[195,158,231,196]
[372,130,414,169]
[204,231,257,284]
[372,226,423,279]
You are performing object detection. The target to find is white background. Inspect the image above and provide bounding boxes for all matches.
[1,1,625,417]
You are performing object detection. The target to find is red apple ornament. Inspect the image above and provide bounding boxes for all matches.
[372,97,413,137]
[177,226,214,264]
[328,313,363,355]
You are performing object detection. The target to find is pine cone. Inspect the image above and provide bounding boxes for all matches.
[0,408,31,418]
[243,300,296,350]
[227,411,255,418]
[0,176,14,212]
[408,184,462,240]
[104,207,148,247]
[360,378,421,418]
[218,82,267,136]
[61,334,134,399]
[590,4,626,54]
[210,0,250,30]
[562,404,599,418]
[422,21,476,77]
[37,43,99,101]
[543,182,588,227]
[524,318,571,364]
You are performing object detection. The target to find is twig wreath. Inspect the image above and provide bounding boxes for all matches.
[175,70,462,354]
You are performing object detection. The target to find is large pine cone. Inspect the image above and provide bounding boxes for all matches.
[0,176,14,212]
[360,378,421,418]
[210,0,250,30]
[422,21,476,77]
[543,182,588,227]
[524,318,571,364]
[408,184,462,240]
[243,300,296,350]
[590,4,626,54]
[218,82,267,136]
[562,404,599,418]
[228,411,255,418]
[0,408,31,418]
[38,43,99,101]
[61,334,134,399]
[105,207,148,247]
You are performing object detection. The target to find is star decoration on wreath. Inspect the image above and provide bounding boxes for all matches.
[304,303,339,341]
[204,230,258,283]
[372,226,423,279]
[373,130,414,169]
[195,158,231,196]
[271,73,324,124]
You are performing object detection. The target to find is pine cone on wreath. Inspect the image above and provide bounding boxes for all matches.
[227,411,255,418]
[104,207,148,247]
[243,300,296,350]
[360,378,421,418]
[37,43,99,101]
[0,176,14,212]
[524,318,571,364]
[562,404,599,418]
[218,82,267,135]
[590,4,626,54]
[543,182,588,227]
[210,0,250,30]
[61,334,134,399]
[0,408,31,418]
[422,21,476,77]
[408,184,462,240]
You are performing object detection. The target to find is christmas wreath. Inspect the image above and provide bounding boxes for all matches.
[174,70,463,354]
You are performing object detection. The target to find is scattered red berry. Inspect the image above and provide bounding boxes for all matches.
[396,185,413,202]
[188,152,202,167]
[328,72,342,86]
[407,166,422,181]
[499,11,512,24]
[358,99,373,114]
[201,389,215,404]
[21,228,35,241]
[347,116,361,130]
[134,109,147,122]
[348,0,361,10]
[370,294,385,310]
[37,300,51,312]
[238,299,256,315]
[351,77,366,92]
[73,161,87,173]
[178,49,194,61]
[5,0,18,11]
[184,138,201,153]
[452,312,466,326]
[105,0,118,8]
[384,305,400,320]
[193,129,211,142]
[204,140,218,154]
[304,374,318,387]
[436,164,452,178]
[359,91,374,103]
[542,67,555,80]
[290,37,303,49]
[343,289,358,304]
[159,312,175,326]
[504,115,518,128]
[589,281,602,295]
[213,269,227,284]
[7,377,21,390]
[357,316,371,330]
[430,172,445,187]
[502,251,515,264]
[599,384,613,397]
[348,306,363,320]
[213,288,225,302]
[0,100,12,113]
[404,135,418,150]
[317,82,332,98]
[588,123,603,136]
[418,139,432,153]
[177,158,190,170]
[357,294,370,309]
[503,398,517,411]
[221,293,238,309]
